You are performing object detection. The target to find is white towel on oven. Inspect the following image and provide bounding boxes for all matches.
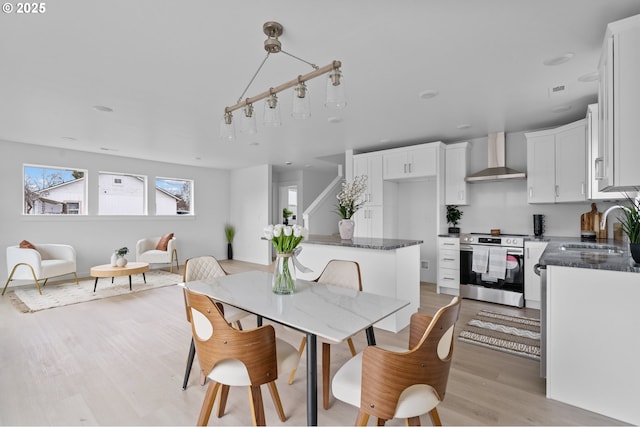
[472,246,489,273]
[487,247,507,280]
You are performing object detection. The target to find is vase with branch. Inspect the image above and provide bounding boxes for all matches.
[336,175,367,239]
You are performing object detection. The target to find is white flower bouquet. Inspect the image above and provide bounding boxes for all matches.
[336,175,367,219]
[264,224,308,294]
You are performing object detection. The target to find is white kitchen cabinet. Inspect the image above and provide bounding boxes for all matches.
[524,240,547,309]
[526,119,586,204]
[597,14,640,192]
[437,236,459,296]
[353,205,383,238]
[353,153,383,205]
[383,143,438,180]
[586,104,627,200]
[445,142,469,205]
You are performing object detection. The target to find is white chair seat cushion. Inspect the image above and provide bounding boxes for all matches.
[137,250,171,264]
[40,260,76,279]
[208,338,299,386]
[332,345,441,419]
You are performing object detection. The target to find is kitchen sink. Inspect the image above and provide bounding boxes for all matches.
[559,243,625,255]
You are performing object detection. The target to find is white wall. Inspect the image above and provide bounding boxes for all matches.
[229,164,272,265]
[0,139,230,283]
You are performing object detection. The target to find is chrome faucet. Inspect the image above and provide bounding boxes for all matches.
[600,205,628,230]
[600,192,640,230]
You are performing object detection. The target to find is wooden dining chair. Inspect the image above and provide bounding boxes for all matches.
[288,259,363,410]
[181,255,251,390]
[332,296,462,426]
[183,288,298,426]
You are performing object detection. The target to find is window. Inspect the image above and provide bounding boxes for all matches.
[23,164,87,215]
[98,172,147,215]
[155,177,193,215]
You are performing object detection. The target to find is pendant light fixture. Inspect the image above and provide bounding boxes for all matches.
[219,21,345,139]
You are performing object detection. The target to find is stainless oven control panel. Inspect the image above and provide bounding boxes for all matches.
[459,234,524,248]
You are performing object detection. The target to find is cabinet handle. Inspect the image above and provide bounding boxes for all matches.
[443,277,455,281]
[443,258,456,261]
[594,158,604,180]
[526,248,530,258]
[408,163,412,173]
[555,185,559,198]
[581,182,585,195]
[443,243,455,246]
[459,190,464,201]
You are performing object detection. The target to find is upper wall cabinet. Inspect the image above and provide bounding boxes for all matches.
[597,14,640,191]
[445,142,469,205]
[383,143,438,181]
[353,152,383,206]
[526,119,587,204]
[586,104,627,200]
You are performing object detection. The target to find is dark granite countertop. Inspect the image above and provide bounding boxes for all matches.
[538,238,640,273]
[302,234,423,250]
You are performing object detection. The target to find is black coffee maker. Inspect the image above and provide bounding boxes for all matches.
[533,214,545,237]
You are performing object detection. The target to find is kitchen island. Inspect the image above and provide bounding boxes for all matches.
[297,235,423,333]
[538,240,640,425]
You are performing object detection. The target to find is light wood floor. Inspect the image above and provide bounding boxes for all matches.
[0,260,627,426]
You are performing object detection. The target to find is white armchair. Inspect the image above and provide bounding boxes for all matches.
[3,243,79,295]
[136,235,179,273]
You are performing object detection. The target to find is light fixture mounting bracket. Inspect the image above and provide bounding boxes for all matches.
[263,21,283,53]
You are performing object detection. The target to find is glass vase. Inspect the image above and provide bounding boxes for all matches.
[272,253,296,294]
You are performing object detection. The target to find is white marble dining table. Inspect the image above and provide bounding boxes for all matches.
[183,270,410,426]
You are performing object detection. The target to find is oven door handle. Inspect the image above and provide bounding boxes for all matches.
[460,244,473,251]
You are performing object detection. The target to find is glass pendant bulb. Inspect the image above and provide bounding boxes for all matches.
[263,92,282,126]
[241,103,257,134]
[219,111,235,141]
[292,81,311,119]
[325,68,347,109]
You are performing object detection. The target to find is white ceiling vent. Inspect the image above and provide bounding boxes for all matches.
[548,84,568,98]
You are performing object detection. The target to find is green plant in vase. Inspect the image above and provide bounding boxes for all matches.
[446,205,463,234]
[224,223,235,260]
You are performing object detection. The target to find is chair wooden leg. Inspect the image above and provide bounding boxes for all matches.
[73,271,79,285]
[428,408,442,426]
[377,417,387,425]
[347,337,357,356]
[406,416,421,426]
[322,342,331,410]
[234,320,243,331]
[217,384,230,418]
[197,381,220,426]
[248,385,266,426]
[355,410,370,426]
[171,249,179,273]
[288,336,307,385]
[267,381,287,422]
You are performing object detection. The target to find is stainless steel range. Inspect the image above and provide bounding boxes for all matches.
[459,233,525,308]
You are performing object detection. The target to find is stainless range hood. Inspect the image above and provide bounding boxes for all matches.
[465,131,526,182]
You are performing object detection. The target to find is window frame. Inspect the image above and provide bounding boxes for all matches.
[22,164,88,216]
[155,176,194,216]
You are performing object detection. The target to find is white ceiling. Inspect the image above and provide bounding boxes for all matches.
[2,0,640,172]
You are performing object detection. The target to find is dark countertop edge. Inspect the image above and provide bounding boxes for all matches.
[302,235,423,251]
[538,239,640,273]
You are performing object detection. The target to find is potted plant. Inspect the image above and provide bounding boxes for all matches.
[618,195,640,263]
[446,205,463,234]
[224,224,235,260]
[282,208,293,225]
[335,175,367,239]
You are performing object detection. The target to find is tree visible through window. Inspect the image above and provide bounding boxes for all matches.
[23,165,87,215]
[156,177,193,215]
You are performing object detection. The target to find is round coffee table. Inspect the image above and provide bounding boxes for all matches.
[90,262,150,292]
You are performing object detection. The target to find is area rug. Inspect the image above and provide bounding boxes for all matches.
[9,270,182,313]
[457,310,541,360]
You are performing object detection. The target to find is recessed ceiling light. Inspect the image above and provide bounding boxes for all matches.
[249,142,260,146]
[543,52,574,66]
[456,124,471,130]
[92,105,113,112]
[551,105,572,113]
[379,138,392,144]
[285,161,292,166]
[195,157,202,160]
[327,116,343,123]
[418,89,439,100]
[99,147,118,151]
[578,71,599,82]
[61,136,77,141]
